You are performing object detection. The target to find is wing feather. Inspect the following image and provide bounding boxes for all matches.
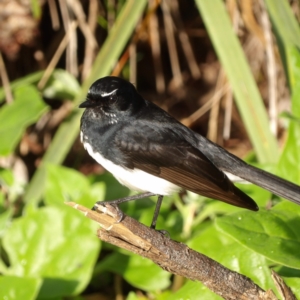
[115,122,258,210]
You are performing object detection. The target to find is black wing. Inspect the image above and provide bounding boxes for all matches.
[114,121,258,211]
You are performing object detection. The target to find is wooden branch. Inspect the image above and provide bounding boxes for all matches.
[66,202,277,300]
[271,270,297,300]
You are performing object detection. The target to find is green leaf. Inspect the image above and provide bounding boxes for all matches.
[2,206,100,298]
[0,71,44,102]
[44,164,98,208]
[287,46,300,106]
[0,69,79,103]
[24,0,148,205]
[0,258,9,274]
[0,168,14,187]
[195,0,278,163]
[30,0,42,19]
[281,277,300,298]
[43,69,80,100]
[188,225,276,292]
[126,292,139,300]
[264,0,300,86]
[277,48,300,185]
[277,119,300,185]
[193,181,271,227]
[94,252,129,275]
[167,280,221,300]
[264,0,300,49]
[273,201,300,213]
[0,208,13,237]
[275,265,300,297]
[0,275,42,300]
[123,254,171,291]
[0,168,26,205]
[0,85,48,156]
[216,209,300,269]
[91,173,129,201]
[95,251,170,292]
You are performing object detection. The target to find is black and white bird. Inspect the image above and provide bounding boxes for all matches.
[79,76,300,229]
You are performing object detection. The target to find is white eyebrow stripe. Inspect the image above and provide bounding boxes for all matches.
[100,88,118,97]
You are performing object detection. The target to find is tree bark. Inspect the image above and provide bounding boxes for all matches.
[66,202,278,300]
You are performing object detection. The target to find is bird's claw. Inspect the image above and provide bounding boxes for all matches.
[92,202,124,223]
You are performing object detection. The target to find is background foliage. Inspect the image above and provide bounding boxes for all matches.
[0,0,300,299]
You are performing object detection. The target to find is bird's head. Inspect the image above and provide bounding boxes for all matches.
[79,76,142,117]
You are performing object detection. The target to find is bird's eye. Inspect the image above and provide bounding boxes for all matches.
[108,95,117,105]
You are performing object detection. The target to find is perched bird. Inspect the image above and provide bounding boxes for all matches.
[79,76,300,229]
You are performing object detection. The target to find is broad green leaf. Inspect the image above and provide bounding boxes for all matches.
[0,69,78,103]
[216,209,300,269]
[188,225,276,292]
[95,251,170,292]
[275,265,300,298]
[0,258,8,274]
[153,290,172,300]
[167,280,221,300]
[195,0,278,163]
[44,164,98,208]
[0,275,42,300]
[0,85,48,156]
[24,0,148,205]
[0,168,25,205]
[43,69,80,100]
[0,168,14,187]
[193,182,271,227]
[273,201,300,214]
[2,206,100,298]
[123,254,171,292]
[94,252,129,275]
[45,165,134,209]
[0,208,13,237]
[0,71,44,102]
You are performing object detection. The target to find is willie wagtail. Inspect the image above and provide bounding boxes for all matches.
[79,76,300,229]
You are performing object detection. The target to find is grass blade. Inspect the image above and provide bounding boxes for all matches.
[195,0,278,163]
[264,0,300,89]
[24,0,147,204]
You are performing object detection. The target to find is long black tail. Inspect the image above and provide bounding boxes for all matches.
[224,163,300,205]
[197,135,300,205]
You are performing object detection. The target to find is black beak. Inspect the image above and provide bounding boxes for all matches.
[79,99,95,108]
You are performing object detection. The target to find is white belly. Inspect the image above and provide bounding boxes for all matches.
[83,141,180,195]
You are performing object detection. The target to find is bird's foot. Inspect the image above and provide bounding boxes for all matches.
[92,202,124,223]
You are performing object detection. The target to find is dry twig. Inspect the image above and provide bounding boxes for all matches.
[0,51,13,103]
[66,201,278,300]
[148,0,165,93]
[258,0,277,136]
[271,270,297,300]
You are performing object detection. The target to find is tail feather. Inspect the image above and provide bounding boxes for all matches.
[196,135,300,205]
[227,164,300,205]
